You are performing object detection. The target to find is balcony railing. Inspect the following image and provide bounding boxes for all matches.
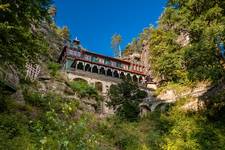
[66,49,145,75]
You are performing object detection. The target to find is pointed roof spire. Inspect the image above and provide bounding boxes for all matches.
[73,36,80,45]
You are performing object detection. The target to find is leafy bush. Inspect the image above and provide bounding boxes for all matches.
[69,80,101,100]
[0,113,33,150]
[48,62,61,77]
[23,90,44,107]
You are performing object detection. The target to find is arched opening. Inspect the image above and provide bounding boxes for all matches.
[85,64,91,72]
[95,82,103,92]
[107,69,112,77]
[92,65,99,74]
[133,75,138,82]
[77,62,84,70]
[99,67,106,75]
[113,70,119,78]
[126,73,132,81]
[120,72,126,79]
[73,78,88,84]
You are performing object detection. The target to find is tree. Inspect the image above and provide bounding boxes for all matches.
[0,0,51,67]
[111,34,122,57]
[107,80,147,121]
[56,26,70,40]
[138,0,225,83]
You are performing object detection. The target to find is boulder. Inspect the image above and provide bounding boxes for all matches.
[147,83,157,90]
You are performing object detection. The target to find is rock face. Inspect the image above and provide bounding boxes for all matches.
[176,31,190,47]
[157,90,176,101]
[155,82,212,112]
[36,72,102,114]
[181,98,205,112]
[147,83,157,90]
[11,89,25,105]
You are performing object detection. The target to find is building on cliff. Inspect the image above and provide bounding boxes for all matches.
[58,38,152,114]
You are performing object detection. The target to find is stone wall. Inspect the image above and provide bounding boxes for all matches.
[66,70,116,115]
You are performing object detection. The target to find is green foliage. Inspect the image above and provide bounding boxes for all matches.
[69,80,100,100]
[2,90,225,149]
[48,61,61,76]
[2,0,225,149]
[0,93,8,112]
[132,0,225,83]
[1,91,105,149]
[97,117,146,150]
[159,98,225,150]
[0,113,34,150]
[108,80,147,121]
[0,0,51,67]
[56,26,70,40]
[204,86,225,121]
[123,38,143,56]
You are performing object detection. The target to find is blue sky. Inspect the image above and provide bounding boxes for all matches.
[54,0,167,56]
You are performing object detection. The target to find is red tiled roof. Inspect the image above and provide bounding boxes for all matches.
[66,47,145,67]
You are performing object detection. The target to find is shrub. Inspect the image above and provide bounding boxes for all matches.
[69,80,100,100]
[48,62,61,77]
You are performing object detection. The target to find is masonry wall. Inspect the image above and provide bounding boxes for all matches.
[66,70,116,115]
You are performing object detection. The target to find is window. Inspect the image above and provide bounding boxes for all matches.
[104,59,111,65]
[111,61,116,67]
[123,65,127,70]
[116,62,122,68]
[99,58,104,64]
[91,56,99,62]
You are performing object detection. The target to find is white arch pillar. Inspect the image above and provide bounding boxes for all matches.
[111,69,115,77]
[130,74,134,81]
[83,62,86,71]
[97,66,100,74]
[117,70,121,78]
[76,61,80,70]
[105,67,108,76]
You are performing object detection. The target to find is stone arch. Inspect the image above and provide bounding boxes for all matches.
[155,103,168,112]
[92,65,99,74]
[133,75,138,82]
[99,67,106,75]
[113,70,119,78]
[73,78,88,84]
[106,68,112,76]
[85,64,91,72]
[77,62,84,70]
[139,103,151,117]
[120,72,126,79]
[95,82,103,92]
[126,73,132,81]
